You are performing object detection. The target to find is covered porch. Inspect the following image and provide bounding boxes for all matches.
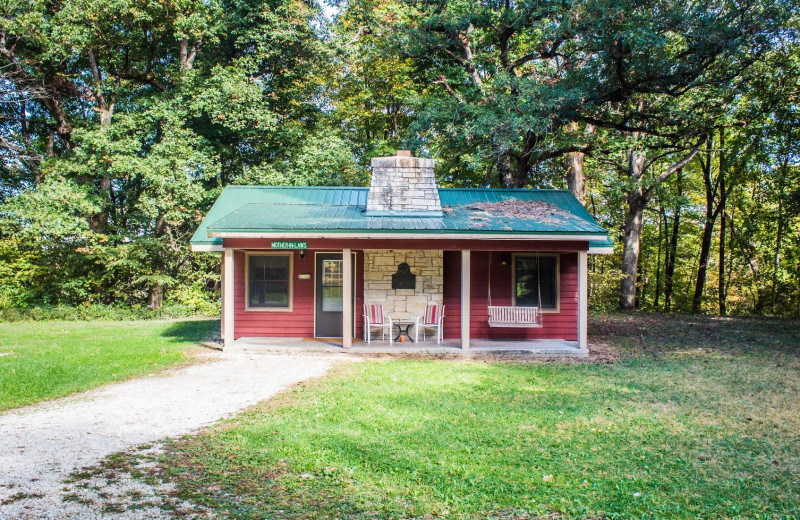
[219,244,591,353]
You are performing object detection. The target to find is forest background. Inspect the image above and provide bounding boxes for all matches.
[1,0,798,317]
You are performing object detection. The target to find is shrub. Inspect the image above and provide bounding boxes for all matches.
[0,303,218,322]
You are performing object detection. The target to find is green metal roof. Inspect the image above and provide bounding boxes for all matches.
[589,237,615,250]
[191,186,610,248]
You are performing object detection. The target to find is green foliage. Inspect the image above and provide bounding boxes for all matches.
[239,130,365,186]
[328,0,418,167]
[0,0,360,310]
[0,303,216,322]
[0,0,798,315]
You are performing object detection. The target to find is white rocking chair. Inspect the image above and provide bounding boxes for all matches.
[363,303,393,344]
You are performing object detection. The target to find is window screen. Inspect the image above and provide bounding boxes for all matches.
[515,255,557,309]
[248,255,291,308]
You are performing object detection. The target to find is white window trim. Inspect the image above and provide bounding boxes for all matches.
[244,251,294,312]
[511,253,561,314]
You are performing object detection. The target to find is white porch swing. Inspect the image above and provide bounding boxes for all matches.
[487,253,544,328]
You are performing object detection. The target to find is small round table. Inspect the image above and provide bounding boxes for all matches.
[393,322,415,343]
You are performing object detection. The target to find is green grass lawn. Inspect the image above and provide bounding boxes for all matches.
[0,319,217,411]
[161,314,800,519]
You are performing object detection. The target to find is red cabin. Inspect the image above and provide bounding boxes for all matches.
[191,151,612,354]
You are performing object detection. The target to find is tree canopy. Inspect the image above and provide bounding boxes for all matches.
[1,0,798,315]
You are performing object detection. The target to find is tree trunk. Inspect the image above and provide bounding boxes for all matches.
[148,284,164,310]
[771,160,786,311]
[692,138,718,313]
[565,122,592,202]
[636,260,645,309]
[619,150,647,310]
[693,219,714,313]
[664,171,683,313]
[566,151,585,203]
[654,206,664,308]
[86,49,114,233]
[148,213,168,310]
[620,196,644,310]
[179,39,200,71]
[498,148,514,188]
[724,211,735,307]
[718,129,727,315]
[510,131,537,188]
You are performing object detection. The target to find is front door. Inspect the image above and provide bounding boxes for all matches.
[315,253,355,337]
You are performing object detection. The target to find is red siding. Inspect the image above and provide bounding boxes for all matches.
[229,239,579,341]
[442,251,578,341]
[233,250,364,339]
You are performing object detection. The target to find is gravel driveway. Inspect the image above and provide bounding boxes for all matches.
[0,350,342,519]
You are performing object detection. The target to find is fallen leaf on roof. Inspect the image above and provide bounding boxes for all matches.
[464,200,576,223]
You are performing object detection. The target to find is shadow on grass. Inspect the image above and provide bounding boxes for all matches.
[161,356,800,519]
[161,319,219,343]
[590,312,800,357]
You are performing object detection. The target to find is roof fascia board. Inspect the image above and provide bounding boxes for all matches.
[191,244,224,252]
[208,231,606,241]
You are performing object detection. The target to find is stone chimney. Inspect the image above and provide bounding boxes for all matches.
[367,150,442,214]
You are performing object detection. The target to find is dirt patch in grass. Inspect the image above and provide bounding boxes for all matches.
[0,492,44,505]
[61,443,213,519]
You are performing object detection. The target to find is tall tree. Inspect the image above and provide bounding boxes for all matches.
[692,136,726,313]
[329,0,418,167]
[387,0,788,308]
[0,0,347,309]
[663,170,684,313]
[718,128,728,315]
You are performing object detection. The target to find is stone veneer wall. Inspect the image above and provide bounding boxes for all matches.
[363,249,443,324]
[367,155,442,213]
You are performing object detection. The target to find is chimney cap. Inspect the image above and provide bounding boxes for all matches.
[396,150,412,157]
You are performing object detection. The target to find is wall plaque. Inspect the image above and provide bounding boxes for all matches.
[391,262,416,290]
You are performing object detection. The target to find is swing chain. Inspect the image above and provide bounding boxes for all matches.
[537,253,542,309]
[487,252,492,308]
[488,252,543,310]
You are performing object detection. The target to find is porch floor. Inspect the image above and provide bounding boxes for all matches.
[232,337,587,357]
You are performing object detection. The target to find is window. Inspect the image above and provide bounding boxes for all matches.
[321,259,344,312]
[246,254,292,311]
[513,254,558,310]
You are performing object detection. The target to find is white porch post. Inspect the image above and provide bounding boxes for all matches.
[342,248,353,349]
[220,251,225,341]
[223,247,235,350]
[578,250,588,350]
[461,249,471,350]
